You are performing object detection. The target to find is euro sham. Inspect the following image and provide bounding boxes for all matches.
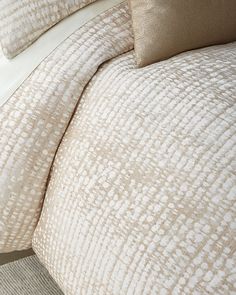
[0,0,125,107]
[0,0,96,59]
[34,42,236,294]
[129,0,236,67]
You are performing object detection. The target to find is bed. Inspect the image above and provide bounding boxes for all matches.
[0,1,235,294]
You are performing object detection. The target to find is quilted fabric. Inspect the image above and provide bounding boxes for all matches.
[33,43,236,294]
[0,2,133,253]
[0,0,96,58]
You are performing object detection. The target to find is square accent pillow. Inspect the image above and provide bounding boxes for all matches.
[129,0,236,67]
[0,0,96,59]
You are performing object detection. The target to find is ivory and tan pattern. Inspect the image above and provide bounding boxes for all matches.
[34,43,236,294]
[0,0,96,59]
[0,2,133,253]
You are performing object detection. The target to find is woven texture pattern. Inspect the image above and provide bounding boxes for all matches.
[0,2,133,253]
[0,255,63,294]
[34,42,236,294]
[0,0,96,58]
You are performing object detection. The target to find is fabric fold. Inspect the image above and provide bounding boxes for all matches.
[0,1,133,253]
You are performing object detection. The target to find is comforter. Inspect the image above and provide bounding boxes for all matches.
[34,45,236,294]
[32,4,236,295]
[33,43,236,295]
[0,1,132,252]
[0,1,236,294]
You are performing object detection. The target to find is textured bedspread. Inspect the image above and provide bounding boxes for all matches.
[33,41,236,294]
[0,2,133,252]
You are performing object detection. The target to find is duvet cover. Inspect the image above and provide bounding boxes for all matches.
[0,1,236,294]
[0,0,132,252]
[34,43,236,294]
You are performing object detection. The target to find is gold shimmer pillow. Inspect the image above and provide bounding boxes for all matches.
[0,0,96,59]
[129,0,236,67]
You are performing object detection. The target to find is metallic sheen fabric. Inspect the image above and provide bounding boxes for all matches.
[129,0,236,67]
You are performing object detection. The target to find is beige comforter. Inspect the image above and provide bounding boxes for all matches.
[0,2,132,252]
[32,4,236,295]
